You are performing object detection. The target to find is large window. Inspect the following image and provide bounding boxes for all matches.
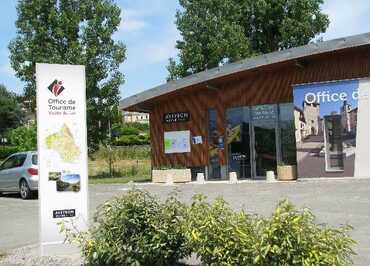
[224,103,297,179]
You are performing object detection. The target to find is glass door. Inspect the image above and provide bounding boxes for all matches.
[226,107,252,179]
[253,122,277,177]
[251,105,278,178]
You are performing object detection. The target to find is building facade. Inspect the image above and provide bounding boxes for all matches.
[122,111,149,124]
[121,33,370,181]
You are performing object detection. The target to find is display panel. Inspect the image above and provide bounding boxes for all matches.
[164,130,191,154]
[293,79,368,177]
[36,63,88,255]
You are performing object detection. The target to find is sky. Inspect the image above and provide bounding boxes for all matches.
[1,0,370,99]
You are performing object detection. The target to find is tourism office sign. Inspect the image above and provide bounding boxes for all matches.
[36,63,88,255]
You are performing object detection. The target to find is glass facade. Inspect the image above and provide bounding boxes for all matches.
[221,103,296,179]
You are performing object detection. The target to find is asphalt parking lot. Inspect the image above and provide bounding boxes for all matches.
[1,179,370,265]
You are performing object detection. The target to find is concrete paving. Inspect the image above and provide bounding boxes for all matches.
[0,179,370,265]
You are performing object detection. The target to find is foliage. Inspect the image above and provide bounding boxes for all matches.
[92,144,123,177]
[184,194,258,265]
[254,200,356,266]
[0,146,19,160]
[168,0,329,80]
[89,161,151,184]
[0,84,23,135]
[112,122,150,146]
[167,0,250,79]
[62,190,356,266]
[9,0,126,150]
[61,189,191,266]
[8,125,37,151]
[114,134,150,146]
[89,145,151,182]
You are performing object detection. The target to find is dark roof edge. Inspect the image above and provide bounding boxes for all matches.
[120,32,370,110]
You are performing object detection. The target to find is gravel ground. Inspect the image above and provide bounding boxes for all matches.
[0,244,82,266]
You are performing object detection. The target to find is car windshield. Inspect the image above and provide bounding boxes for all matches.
[32,154,38,165]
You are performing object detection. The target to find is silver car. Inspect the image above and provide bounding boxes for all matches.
[0,151,38,199]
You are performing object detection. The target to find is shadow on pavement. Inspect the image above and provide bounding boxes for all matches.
[0,192,38,200]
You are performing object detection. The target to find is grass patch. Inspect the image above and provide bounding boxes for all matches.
[89,175,150,184]
[89,159,151,184]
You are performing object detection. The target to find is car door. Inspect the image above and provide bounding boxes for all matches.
[0,156,17,191]
[6,154,27,190]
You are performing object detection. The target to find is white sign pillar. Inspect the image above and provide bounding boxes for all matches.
[36,63,88,255]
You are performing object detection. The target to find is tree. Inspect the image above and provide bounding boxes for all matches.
[0,84,23,135]
[167,0,251,80]
[8,125,37,151]
[168,0,329,80]
[9,0,126,150]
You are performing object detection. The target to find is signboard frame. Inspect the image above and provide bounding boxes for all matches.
[164,130,191,154]
[36,63,88,255]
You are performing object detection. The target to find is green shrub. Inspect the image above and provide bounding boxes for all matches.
[62,189,191,266]
[62,191,356,266]
[184,197,355,266]
[184,194,258,265]
[0,146,19,160]
[114,134,149,146]
[8,125,37,151]
[254,200,356,266]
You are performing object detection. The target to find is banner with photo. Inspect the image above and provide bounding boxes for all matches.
[293,79,370,178]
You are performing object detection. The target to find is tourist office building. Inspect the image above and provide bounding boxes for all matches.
[120,33,370,181]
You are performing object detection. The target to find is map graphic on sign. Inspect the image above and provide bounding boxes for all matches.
[164,130,191,154]
[45,124,81,163]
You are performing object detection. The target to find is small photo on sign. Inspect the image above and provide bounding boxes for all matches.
[48,172,61,181]
[56,174,81,192]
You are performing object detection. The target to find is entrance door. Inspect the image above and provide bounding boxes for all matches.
[226,104,281,179]
[226,107,252,179]
[251,104,278,178]
[253,122,277,177]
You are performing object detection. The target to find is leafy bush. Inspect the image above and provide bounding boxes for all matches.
[62,189,191,266]
[111,122,150,146]
[114,134,149,146]
[254,200,356,266]
[62,191,356,266]
[184,194,258,265]
[8,125,37,151]
[120,126,140,135]
[0,146,19,160]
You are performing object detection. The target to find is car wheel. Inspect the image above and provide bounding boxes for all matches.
[20,180,32,200]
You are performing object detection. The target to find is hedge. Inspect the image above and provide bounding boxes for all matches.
[61,190,356,266]
[0,146,19,160]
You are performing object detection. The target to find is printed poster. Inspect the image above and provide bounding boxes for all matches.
[164,130,191,154]
[36,63,88,254]
[293,79,370,177]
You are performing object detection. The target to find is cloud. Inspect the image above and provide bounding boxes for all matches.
[119,9,148,33]
[321,0,370,40]
[121,24,180,72]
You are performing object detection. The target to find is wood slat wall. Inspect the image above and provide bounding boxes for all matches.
[149,47,370,168]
